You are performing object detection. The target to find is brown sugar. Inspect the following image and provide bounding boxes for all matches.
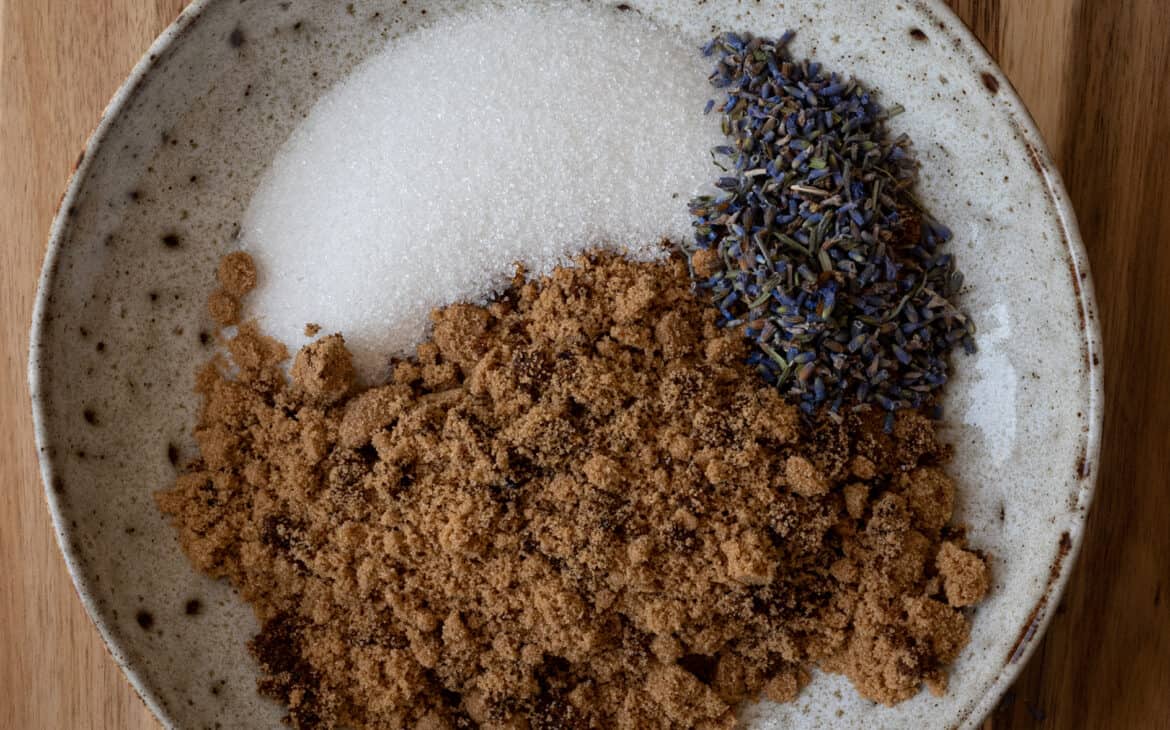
[208,251,258,326]
[206,288,240,327]
[690,247,721,278]
[159,251,989,729]
[937,541,991,608]
[289,333,355,404]
[217,250,258,297]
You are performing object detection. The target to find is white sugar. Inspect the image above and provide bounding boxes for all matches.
[241,2,719,382]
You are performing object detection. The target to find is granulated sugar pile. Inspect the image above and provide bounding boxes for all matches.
[242,3,720,382]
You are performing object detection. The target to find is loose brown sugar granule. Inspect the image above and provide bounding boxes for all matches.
[305,323,322,337]
[158,251,989,729]
[217,250,258,297]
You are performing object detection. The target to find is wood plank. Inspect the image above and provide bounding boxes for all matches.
[2,1,1167,728]
[952,1,1170,728]
[0,2,186,728]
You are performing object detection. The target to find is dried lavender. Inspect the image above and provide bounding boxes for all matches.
[683,31,975,417]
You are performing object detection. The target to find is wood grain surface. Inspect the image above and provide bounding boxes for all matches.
[1,1,1166,728]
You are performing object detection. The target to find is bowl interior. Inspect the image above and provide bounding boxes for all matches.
[31,1,1101,728]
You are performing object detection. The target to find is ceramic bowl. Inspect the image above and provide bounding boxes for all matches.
[29,1,1102,727]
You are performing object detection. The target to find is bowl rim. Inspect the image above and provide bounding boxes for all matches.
[911,3,1103,727]
[29,3,221,725]
[27,1,1104,727]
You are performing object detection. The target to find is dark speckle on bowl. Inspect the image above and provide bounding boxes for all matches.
[136,610,155,630]
[981,71,1000,94]
[162,233,181,248]
[228,27,246,48]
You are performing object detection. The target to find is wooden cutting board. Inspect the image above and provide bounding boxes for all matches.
[2,1,1167,727]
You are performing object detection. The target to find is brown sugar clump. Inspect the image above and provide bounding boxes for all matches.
[207,289,240,327]
[158,251,990,729]
[691,247,721,278]
[217,251,258,297]
[902,466,956,532]
[785,454,830,497]
[208,251,258,327]
[937,541,991,607]
[290,333,355,404]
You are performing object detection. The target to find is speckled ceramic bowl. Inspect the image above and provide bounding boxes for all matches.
[30,1,1102,728]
